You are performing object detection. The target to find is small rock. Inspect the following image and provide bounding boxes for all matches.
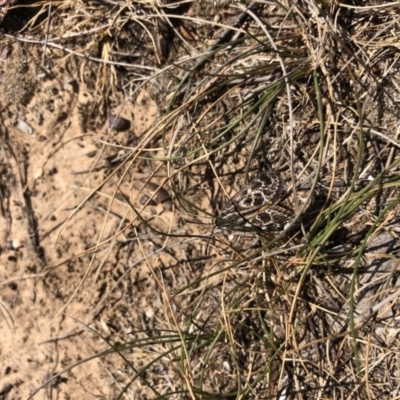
[146,182,172,210]
[16,119,32,134]
[34,168,43,179]
[109,115,131,132]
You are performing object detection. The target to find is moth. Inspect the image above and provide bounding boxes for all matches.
[216,171,292,232]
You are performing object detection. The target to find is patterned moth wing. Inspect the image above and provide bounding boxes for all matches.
[216,171,291,231]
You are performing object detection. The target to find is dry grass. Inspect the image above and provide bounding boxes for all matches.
[3,0,400,398]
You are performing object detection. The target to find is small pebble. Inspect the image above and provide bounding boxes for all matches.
[34,168,43,179]
[140,194,157,206]
[16,119,32,134]
[7,239,24,250]
[109,115,131,131]
[145,182,172,209]
[48,167,58,176]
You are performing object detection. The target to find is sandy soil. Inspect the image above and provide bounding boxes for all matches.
[0,39,176,398]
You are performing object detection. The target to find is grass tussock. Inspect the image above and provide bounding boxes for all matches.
[5,0,400,398]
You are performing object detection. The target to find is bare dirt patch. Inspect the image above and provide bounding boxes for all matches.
[0,38,167,397]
